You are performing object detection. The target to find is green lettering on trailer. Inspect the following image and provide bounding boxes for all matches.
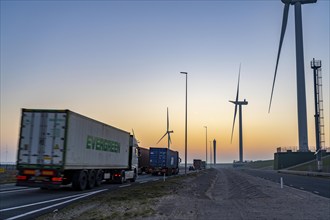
[86,135,120,153]
[86,136,94,149]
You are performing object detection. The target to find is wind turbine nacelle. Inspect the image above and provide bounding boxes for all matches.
[282,0,317,4]
[238,100,248,105]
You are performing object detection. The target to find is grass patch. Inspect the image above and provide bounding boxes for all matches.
[242,160,274,169]
[0,170,17,184]
[37,173,199,220]
[288,155,330,173]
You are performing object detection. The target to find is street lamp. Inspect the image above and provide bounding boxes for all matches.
[204,126,207,168]
[180,72,188,175]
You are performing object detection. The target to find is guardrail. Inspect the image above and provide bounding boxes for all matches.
[278,169,330,177]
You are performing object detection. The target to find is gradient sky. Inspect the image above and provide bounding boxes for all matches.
[1,0,329,163]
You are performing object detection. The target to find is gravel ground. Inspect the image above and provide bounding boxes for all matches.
[39,168,330,220]
[150,168,330,220]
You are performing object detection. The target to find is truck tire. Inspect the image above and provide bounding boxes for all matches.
[87,170,96,189]
[130,170,137,183]
[72,170,87,191]
[95,169,103,187]
[119,171,126,184]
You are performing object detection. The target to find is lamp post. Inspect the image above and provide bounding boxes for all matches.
[204,126,207,168]
[180,72,188,175]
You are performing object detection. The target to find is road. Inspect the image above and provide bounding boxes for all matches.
[241,169,330,198]
[0,172,185,220]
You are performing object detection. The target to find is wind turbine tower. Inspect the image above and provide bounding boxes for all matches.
[269,0,317,152]
[157,107,174,149]
[230,65,248,163]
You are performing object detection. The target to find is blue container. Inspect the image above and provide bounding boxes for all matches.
[149,147,179,169]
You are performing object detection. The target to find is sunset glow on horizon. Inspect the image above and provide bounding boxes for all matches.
[1,0,329,163]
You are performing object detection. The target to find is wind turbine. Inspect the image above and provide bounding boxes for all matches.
[157,107,173,149]
[230,64,248,163]
[269,0,317,152]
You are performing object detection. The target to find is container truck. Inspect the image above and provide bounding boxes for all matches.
[137,147,149,175]
[149,147,179,176]
[16,109,138,190]
[193,159,202,170]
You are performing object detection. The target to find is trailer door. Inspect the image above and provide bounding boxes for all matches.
[18,110,66,166]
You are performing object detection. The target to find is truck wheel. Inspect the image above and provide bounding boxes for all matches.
[72,170,87,191]
[119,171,126,184]
[87,170,96,189]
[95,170,103,187]
[130,171,137,183]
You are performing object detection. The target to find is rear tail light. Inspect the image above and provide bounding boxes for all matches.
[51,177,63,182]
[16,175,27,180]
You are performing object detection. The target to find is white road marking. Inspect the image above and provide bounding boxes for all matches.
[314,191,319,194]
[0,189,107,212]
[0,188,37,194]
[4,189,107,220]
[139,181,148,184]
[0,187,28,192]
[300,187,304,190]
[119,184,131,188]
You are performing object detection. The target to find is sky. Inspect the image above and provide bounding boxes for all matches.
[1,0,329,164]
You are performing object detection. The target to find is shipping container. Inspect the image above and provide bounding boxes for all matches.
[193,159,202,170]
[149,147,179,176]
[16,109,138,190]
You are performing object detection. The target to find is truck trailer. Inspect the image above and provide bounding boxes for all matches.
[149,147,179,176]
[137,147,150,175]
[16,109,138,190]
[193,159,202,170]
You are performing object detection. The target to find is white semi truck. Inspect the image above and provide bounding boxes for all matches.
[16,109,138,190]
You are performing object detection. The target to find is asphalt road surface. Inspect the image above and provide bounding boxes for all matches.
[0,172,190,220]
[241,169,330,198]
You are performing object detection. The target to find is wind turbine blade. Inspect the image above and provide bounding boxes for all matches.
[231,104,238,143]
[235,64,241,103]
[157,132,167,144]
[169,133,172,144]
[269,3,289,113]
[230,65,241,143]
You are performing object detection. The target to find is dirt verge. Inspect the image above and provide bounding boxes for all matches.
[37,168,330,220]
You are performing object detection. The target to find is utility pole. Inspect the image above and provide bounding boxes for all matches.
[213,139,216,165]
[180,72,188,175]
[204,126,207,168]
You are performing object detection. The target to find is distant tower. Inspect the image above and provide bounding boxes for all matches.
[213,139,216,165]
[210,141,212,166]
[311,58,324,171]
